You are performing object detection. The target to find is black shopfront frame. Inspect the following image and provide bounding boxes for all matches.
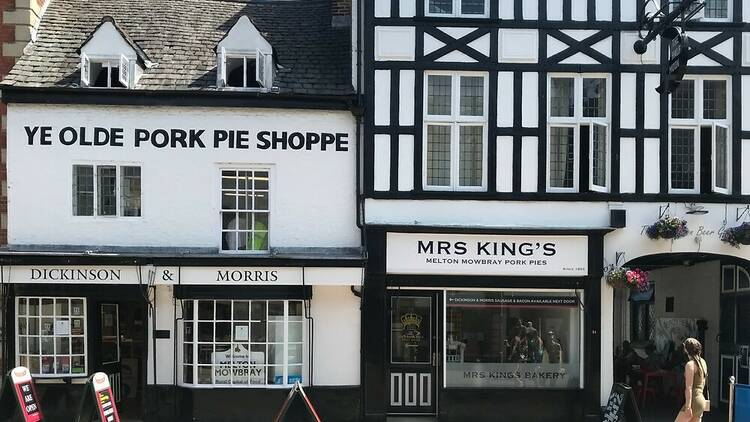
[362,226,609,422]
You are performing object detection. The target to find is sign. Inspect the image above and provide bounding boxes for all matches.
[386,233,588,276]
[74,373,120,422]
[273,382,322,422]
[602,383,641,422]
[212,345,265,385]
[0,366,44,422]
[3,266,140,284]
[657,29,689,94]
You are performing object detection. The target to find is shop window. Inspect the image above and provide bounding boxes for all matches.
[179,299,304,387]
[220,169,269,252]
[424,72,488,191]
[72,165,141,217]
[426,0,487,17]
[547,75,610,193]
[81,54,129,89]
[17,297,87,377]
[444,290,583,389]
[668,77,731,194]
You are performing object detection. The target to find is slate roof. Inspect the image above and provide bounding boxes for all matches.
[1,0,353,96]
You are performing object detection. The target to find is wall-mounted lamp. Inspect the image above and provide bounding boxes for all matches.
[685,203,708,215]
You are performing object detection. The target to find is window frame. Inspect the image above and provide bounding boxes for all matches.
[701,0,732,22]
[219,167,272,254]
[424,0,489,18]
[546,73,611,193]
[80,54,129,89]
[667,76,731,194]
[422,71,489,192]
[712,122,731,195]
[219,47,271,91]
[72,163,142,218]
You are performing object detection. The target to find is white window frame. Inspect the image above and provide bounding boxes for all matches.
[72,163,142,218]
[422,71,489,192]
[424,0,489,18]
[81,55,128,89]
[668,76,731,194]
[546,73,611,193]
[738,267,750,292]
[219,49,271,91]
[700,0,732,22]
[178,299,306,388]
[16,297,88,378]
[219,167,272,254]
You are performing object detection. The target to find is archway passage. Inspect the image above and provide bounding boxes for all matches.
[611,253,749,422]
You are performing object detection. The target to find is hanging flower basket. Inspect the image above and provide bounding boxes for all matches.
[645,215,689,240]
[606,266,650,291]
[721,222,750,248]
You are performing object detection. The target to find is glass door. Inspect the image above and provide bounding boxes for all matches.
[99,303,122,403]
[388,293,439,415]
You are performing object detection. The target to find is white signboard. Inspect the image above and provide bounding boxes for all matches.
[386,233,588,276]
[3,266,140,284]
[212,345,264,385]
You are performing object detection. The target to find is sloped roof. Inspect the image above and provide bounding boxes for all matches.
[1,0,353,96]
[76,16,153,67]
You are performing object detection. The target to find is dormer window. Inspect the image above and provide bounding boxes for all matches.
[216,16,274,92]
[86,58,126,88]
[226,55,261,89]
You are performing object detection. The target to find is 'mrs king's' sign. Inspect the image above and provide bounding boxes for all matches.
[386,233,588,277]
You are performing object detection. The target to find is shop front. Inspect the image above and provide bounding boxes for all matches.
[363,227,608,422]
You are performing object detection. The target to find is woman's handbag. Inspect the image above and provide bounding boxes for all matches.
[700,359,710,412]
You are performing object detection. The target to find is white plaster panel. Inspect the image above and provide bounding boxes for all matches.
[547,0,563,20]
[689,54,720,66]
[571,0,587,21]
[217,16,272,56]
[644,74,661,130]
[561,30,597,41]
[437,50,476,62]
[399,70,415,126]
[80,21,138,62]
[398,135,414,191]
[600,281,614,405]
[643,138,660,194]
[400,0,416,17]
[621,31,659,64]
[713,38,733,61]
[521,136,538,192]
[148,285,174,384]
[595,0,612,20]
[745,2,750,22]
[619,137,636,194]
[375,26,415,61]
[312,286,361,386]
[560,52,599,65]
[7,104,359,249]
[743,139,750,195]
[591,37,612,58]
[499,0,514,19]
[621,0,636,21]
[744,33,750,66]
[620,73,637,129]
[496,136,513,193]
[499,29,538,63]
[521,72,538,128]
[744,76,750,130]
[438,27,475,39]
[424,33,445,56]
[644,1,660,15]
[547,35,568,57]
[690,32,720,43]
[523,0,538,20]
[374,134,391,191]
[374,70,390,126]
[467,34,491,58]
[374,0,390,17]
[497,72,514,127]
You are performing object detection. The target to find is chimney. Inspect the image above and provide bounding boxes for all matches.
[331,0,351,28]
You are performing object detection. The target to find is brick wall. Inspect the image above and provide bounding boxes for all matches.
[331,0,351,27]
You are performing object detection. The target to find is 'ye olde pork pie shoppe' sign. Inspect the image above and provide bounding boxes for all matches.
[386,233,588,276]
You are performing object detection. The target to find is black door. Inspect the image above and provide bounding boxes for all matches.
[387,292,440,415]
[98,303,122,403]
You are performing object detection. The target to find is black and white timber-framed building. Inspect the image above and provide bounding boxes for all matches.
[360,0,750,421]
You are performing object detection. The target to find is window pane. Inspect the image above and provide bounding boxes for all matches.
[549,127,575,188]
[221,170,270,252]
[72,165,94,216]
[97,166,117,216]
[704,0,728,18]
[427,75,452,115]
[703,80,727,119]
[460,76,484,116]
[120,166,141,217]
[428,0,452,14]
[226,57,245,88]
[458,126,483,187]
[426,125,452,187]
[715,126,728,189]
[391,297,432,363]
[671,128,696,190]
[550,78,574,117]
[461,0,484,14]
[671,80,695,119]
[592,124,607,188]
[582,78,606,118]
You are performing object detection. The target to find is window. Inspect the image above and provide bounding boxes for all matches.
[445,290,583,389]
[17,297,87,377]
[218,48,271,90]
[669,77,731,193]
[73,165,141,217]
[81,54,130,88]
[704,0,729,19]
[424,73,488,191]
[180,299,304,387]
[221,170,269,252]
[547,75,610,192]
[426,0,487,17]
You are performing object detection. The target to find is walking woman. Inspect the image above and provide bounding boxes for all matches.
[675,338,709,422]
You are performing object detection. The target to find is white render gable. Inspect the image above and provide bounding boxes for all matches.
[79,20,144,88]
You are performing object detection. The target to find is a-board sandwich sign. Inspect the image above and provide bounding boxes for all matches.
[0,366,44,422]
[273,381,322,422]
[602,383,641,422]
[74,373,119,422]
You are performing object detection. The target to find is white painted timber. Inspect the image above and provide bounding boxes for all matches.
[643,138,660,194]
[374,70,390,126]
[374,135,391,192]
[621,0,636,21]
[400,0,416,17]
[523,0,538,20]
[595,0,612,21]
[521,136,538,192]
[398,135,414,191]
[399,70,415,126]
[621,73,636,129]
[619,138,636,194]
[571,0,586,21]
[374,26,415,61]
[499,29,538,63]
[547,0,563,20]
[499,0,514,19]
[644,74,661,130]
[497,72,514,127]
[496,136,513,193]
[521,72,538,128]
[374,0,390,17]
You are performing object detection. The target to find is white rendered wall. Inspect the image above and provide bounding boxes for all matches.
[311,286,361,385]
[7,104,359,249]
[148,285,175,385]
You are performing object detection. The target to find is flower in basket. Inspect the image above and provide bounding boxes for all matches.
[645,215,689,240]
[721,222,750,249]
[625,268,650,292]
[606,266,627,289]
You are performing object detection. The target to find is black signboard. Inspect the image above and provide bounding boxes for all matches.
[273,382,322,422]
[657,29,689,94]
[602,383,641,422]
[74,373,120,422]
[0,367,44,422]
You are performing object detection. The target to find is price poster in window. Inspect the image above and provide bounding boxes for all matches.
[4,366,44,422]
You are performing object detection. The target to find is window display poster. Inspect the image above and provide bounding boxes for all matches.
[212,345,265,384]
[7,366,44,422]
[54,320,70,336]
